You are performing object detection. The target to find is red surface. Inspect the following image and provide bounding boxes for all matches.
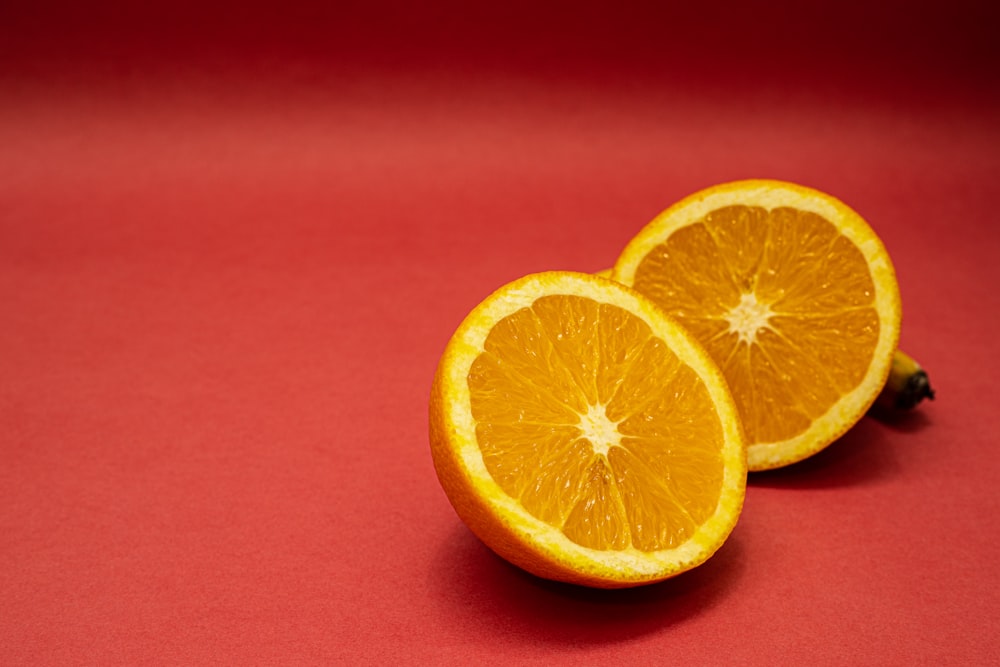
[2,1,999,664]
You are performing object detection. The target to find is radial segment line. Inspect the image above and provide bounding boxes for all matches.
[531,436,592,528]
[749,212,771,292]
[763,323,846,400]
[594,454,632,548]
[717,335,742,374]
[474,348,584,422]
[529,302,596,410]
[703,208,772,293]
[599,319,652,409]
[683,315,741,365]
[606,338,684,424]
[769,304,876,318]
[610,444,698,533]
[743,339,760,442]
[478,419,581,428]
[700,218,745,296]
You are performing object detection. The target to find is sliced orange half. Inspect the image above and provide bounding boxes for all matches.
[429,271,746,588]
[612,180,902,471]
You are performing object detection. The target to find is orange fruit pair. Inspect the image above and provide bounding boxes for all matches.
[429,180,902,587]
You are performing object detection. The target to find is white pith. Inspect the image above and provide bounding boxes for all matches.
[577,403,622,456]
[725,292,775,344]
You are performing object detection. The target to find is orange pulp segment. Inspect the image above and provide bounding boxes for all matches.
[429,271,746,587]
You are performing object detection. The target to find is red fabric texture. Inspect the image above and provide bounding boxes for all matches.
[2,1,998,663]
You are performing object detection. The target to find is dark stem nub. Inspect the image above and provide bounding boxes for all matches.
[896,370,935,410]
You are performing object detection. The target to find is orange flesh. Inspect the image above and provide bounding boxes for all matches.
[633,206,879,445]
[467,295,725,552]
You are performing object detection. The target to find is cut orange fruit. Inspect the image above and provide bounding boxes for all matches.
[612,180,902,471]
[429,271,746,588]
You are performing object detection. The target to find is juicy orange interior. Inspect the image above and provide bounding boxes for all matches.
[467,294,725,552]
[633,205,879,445]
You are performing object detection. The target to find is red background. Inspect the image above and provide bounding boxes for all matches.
[2,1,999,663]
